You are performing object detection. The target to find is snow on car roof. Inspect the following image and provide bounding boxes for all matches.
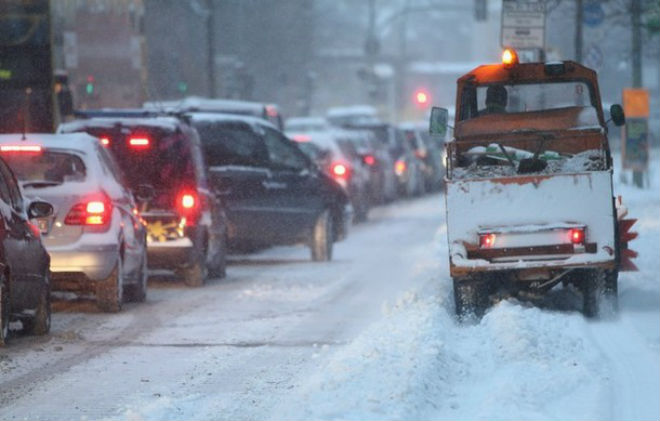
[185,111,278,130]
[144,96,274,114]
[326,105,378,118]
[285,117,328,127]
[58,116,182,133]
[0,132,101,155]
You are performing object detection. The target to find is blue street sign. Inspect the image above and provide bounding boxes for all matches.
[583,1,605,27]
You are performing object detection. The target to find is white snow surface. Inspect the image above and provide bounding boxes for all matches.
[0,153,658,420]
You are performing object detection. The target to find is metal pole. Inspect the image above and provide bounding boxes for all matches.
[631,0,644,187]
[206,0,217,98]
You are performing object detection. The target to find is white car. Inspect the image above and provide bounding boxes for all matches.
[0,134,149,312]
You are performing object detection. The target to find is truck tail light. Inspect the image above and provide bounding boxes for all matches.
[569,228,585,244]
[65,196,112,226]
[480,233,496,248]
[100,136,111,147]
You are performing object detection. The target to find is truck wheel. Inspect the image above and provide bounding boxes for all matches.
[0,273,9,346]
[310,210,333,262]
[124,250,148,302]
[208,233,227,279]
[582,269,605,318]
[453,277,488,321]
[97,257,124,313]
[179,249,207,287]
[602,269,619,313]
[24,272,51,335]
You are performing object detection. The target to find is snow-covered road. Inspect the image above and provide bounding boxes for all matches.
[1,156,658,420]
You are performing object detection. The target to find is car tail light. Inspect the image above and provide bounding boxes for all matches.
[480,233,496,248]
[0,145,42,153]
[176,190,201,225]
[363,155,376,166]
[394,159,407,175]
[65,196,112,227]
[331,163,348,178]
[569,228,585,244]
[129,137,150,148]
[100,136,111,147]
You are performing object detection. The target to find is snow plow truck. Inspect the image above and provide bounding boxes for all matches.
[430,49,638,319]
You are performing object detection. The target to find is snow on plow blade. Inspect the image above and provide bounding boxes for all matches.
[446,171,617,277]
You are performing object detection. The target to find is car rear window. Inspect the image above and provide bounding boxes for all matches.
[2,151,86,184]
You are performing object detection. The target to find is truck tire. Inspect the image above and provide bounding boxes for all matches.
[0,273,9,346]
[208,233,227,279]
[582,268,605,318]
[453,276,489,321]
[97,258,123,313]
[23,272,51,335]
[310,209,333,262]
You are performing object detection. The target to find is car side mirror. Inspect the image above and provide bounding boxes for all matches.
[610,104,626,127]
[429,107,449,138]
[28,201,53,219]
[135,184,155,202]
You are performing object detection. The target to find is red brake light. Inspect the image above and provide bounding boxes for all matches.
[0,145,42,153]
[100,137,111,147]
[480,233,496,248]
[176,191,200,225]
[129,137,150,148]
[394,160,407,175]
[65,197,112,226]
[292,134,311,143]
[569,228,585,244]
[332,163,348,178]
[363,155,375,166]
[181,194,196,209]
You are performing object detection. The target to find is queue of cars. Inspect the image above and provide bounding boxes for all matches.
[0,98,443,346]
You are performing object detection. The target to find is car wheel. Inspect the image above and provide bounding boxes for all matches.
[0,273,9,346]
[208,232,227,279]
[310,209,333,262]
[124,249,147,303]
[24,272,51,335]
[453,276,489,321]
[96,257,124,312]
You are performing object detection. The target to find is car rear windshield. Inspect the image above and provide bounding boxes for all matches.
[80,125,196,193]
[2,151,86,184]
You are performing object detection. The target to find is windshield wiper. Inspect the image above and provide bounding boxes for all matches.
[21,180,63,189]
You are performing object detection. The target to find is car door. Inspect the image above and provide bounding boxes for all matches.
[0,159,46,283]
[195,120,274,244]
[260,125,324,239]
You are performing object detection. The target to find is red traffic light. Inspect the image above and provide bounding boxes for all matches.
[413,89,430,107]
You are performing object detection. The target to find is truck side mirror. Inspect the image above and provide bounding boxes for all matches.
[429,107,449,138]
[610,104,625,127]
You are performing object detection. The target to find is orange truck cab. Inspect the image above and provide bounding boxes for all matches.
[430,50,637,319]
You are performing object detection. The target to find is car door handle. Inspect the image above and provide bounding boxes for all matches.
[262,181,287,190]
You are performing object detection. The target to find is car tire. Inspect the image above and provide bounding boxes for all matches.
[310,209,333,262]
[96,257,124,313]
[124,250,147,303]
[582,268,605,318]
[453,276,489,321]
[1,272,9,346]
[23,272,51,336]
[208,233,227,279]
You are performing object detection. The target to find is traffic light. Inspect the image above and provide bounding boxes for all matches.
[85,75,95,95]
[413,88,431,108]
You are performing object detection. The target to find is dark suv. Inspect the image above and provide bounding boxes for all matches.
[187,113,350,261]
[0,152,53,345]
[59,113,227,286]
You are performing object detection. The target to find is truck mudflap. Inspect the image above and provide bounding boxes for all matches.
[446,171,618,277]
[616,196,639,271]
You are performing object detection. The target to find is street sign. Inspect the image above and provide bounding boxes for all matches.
[501,0,546,49]
[622,89,650,171]
[583,1,605,27]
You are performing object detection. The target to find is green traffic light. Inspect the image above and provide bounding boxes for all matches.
[86,83,94,95]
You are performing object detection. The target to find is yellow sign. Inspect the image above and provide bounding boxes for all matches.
[623,89,650,118]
